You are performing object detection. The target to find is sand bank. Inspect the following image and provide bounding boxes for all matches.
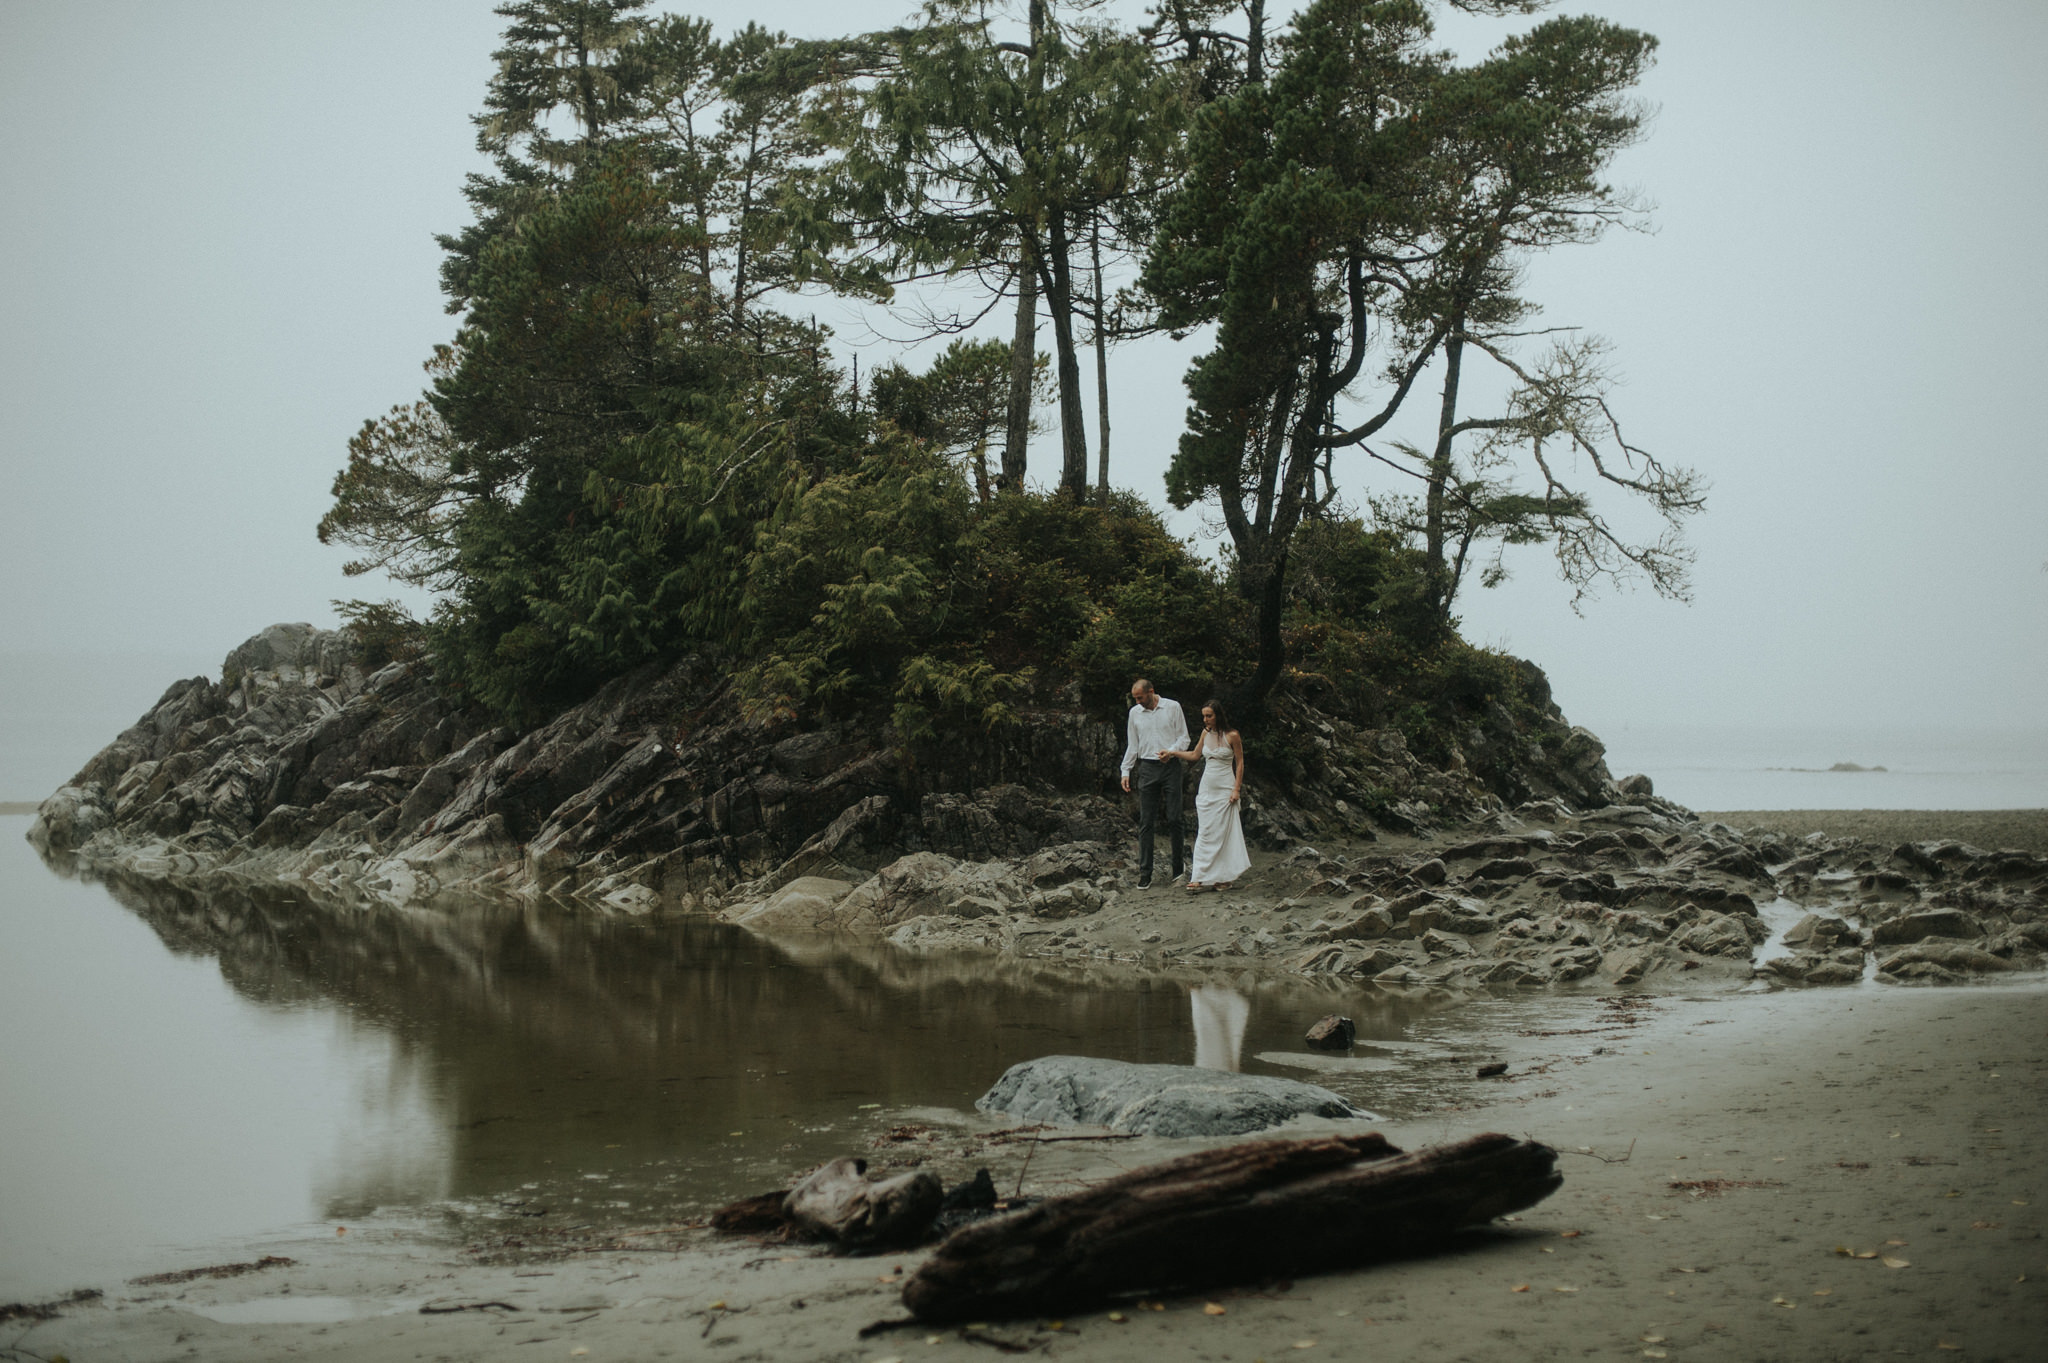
[16,978,2043,1362]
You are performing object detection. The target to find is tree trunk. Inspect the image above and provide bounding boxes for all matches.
[903,1132,1561,1323]
[1092,220,1112,505]
[1425,319,1466,621]
[1044,215,1091,499]
[1001,236,1039,494]
[1241,549,1289,712]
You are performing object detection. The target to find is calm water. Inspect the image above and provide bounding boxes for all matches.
[1601,723,2048,811]
[1,817,1634,1301]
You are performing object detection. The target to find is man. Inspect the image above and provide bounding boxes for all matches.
[1119,677,1188,889]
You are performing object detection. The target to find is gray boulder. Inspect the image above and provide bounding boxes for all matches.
[977,1055,1369,1137]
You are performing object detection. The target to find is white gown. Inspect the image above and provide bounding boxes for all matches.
[1190,734,1251,885]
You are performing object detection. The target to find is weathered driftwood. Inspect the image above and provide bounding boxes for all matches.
[785,1158,944,1248]
[1304,1014,1356,1050]
[902,1131,1561,1322]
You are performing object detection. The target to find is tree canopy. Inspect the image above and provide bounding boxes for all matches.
[322,0,1697,744]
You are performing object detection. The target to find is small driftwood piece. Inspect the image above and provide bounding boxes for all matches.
[902,1131,1560,1322]
[786,1158,943,1249]
[1304,1015,1355,1050]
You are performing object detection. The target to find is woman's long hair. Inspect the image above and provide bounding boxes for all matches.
[1201,698,1232,742]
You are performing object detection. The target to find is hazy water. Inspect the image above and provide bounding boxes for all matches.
[1601,723,2048,811]
[1,819,1633,1301]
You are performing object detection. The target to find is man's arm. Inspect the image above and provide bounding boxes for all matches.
[1119,706,1140,788]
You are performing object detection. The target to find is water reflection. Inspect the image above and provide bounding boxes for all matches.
[10,830,1610,1298]
[1190,985,1249,1072]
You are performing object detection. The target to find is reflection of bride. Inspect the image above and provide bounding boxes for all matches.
[1160,699,1251,891]
[1190,984,1249,1072]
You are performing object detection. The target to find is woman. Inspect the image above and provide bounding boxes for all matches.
[1159,699,1250,891]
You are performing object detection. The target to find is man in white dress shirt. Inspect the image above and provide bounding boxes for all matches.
[1119,678,1189,889]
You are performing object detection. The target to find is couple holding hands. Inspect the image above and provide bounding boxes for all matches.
[1117,678,1251,892]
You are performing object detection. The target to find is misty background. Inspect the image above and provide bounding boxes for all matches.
[3,0,2044,810]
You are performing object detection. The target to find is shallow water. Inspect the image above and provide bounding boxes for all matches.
[3,818,1648,1300]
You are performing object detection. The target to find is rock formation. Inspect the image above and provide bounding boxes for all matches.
[28,623,2047,989]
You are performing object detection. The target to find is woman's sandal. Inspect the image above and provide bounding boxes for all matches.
[1184,882,1203,892]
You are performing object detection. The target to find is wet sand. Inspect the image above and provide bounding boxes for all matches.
[1704,808,2048,856]
[18,979,2043,1362]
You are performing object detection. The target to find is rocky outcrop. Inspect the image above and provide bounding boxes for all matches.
[31,623,2045,993]
[976,1055,1368,1136]
[29,623,1618,914]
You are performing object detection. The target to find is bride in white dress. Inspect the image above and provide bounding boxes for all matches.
[1159,700,1250,891]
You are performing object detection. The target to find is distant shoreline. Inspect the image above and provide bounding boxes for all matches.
[1702,806,2048,854]
[0,803,39,817]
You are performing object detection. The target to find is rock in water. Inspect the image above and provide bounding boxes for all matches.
[1304,1015,1356,1050]
[978,1056,1369,1136]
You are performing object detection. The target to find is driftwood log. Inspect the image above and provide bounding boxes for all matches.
[902,1132,1560,1322]
[785,1158,943,1249]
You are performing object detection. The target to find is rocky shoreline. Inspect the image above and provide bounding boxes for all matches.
[27,624,2048,990]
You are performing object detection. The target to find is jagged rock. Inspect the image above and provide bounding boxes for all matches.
[1617,773,1654,798]
[1870,908,1983,946]
[1409,857,1448,886]
[977,1056,1367,1137]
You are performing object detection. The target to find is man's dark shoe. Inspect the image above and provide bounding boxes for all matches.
[1136,876,1153,890]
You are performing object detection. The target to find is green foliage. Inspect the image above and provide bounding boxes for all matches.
[738,441,1236,742]
[332,599,428,671]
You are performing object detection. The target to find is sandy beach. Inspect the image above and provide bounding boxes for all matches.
[13,976,2042,1362]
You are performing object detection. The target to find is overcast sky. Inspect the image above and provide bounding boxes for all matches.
[3,0,2044,776]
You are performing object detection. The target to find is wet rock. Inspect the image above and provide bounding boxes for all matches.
[1878,942,2021,976]
[1420,928,1476,959]
[977,1056,1367,1137]
[1870,908,1983,946]
[1468,856,1538,881]
[1295,944,1410,977]
[1309,905,1395,942]
[835,852,1024,928]
[1782,913,1857,949]
[1409,857,1449,886]
[1674,912,1758,958]
[1601,944,1678,986]
[1024,882,1105,919]
[1304,1015,1355,1050]
[1433,897,1497,935]
[1617,773,1654,798]
[730,876,861,932]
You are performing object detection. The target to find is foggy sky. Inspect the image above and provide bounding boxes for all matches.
[3,0,2043,759]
